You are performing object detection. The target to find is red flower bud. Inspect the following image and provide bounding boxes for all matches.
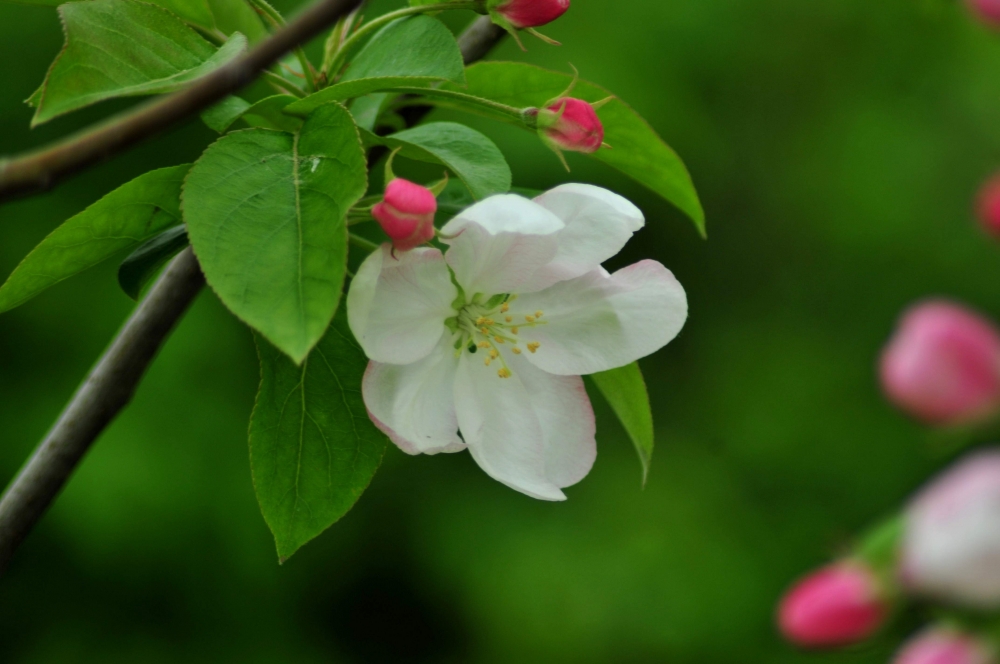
[976,174,1000,239]
[372,179,437,252]
[967,0,1000,28]
[489,0,570,29]
[880,300,1000,426]
[777,563,887,648]
[893,629,996,664]
[536,98,604,154]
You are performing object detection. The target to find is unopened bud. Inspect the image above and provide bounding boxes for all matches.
[880,300,1000,426]
[903,450,1000,608]
[967,0,1000,28]
[976,174,1000,239]
[777,562,887,648]
[371,179,437,252]
[488,0,570,29]
[535,98,604,154]
[893,629,996,664]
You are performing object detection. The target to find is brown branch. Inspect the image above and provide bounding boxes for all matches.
[0,248,205,575]
[0,14,505,578]
[0,0,364,201]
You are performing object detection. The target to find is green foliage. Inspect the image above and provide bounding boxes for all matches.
[202,96,252,132]
[590,362,655,484]
[379,122,511,199]
[285,15,466,116]
[149,0,216,31]
[183,103,367,364]
[205,0,266,42]
[117,226,190,301]
[446,62,706,234]
[204,95,302,133]
[250,311,387,562]
[30,0,246,126]
[0,165,189,314]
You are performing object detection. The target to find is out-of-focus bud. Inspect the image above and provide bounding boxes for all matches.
[902,450,1000,608]
[487,0,570,29]
[530,98,604,155]
[893,628,996,664]
[777,562,888,648]
[372,179,437,252]
[880,300,1000,426]
[968,0,1000,28]
[976,174,1000,239]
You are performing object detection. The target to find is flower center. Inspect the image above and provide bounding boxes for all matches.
[451,294,546,379]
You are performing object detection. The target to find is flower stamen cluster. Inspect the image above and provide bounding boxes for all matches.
[452,295,547,378]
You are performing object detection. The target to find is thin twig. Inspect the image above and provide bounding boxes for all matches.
[0,249,205,576]
[0,0,364,202]
[0,14,505,579]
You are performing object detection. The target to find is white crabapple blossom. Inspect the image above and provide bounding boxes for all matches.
[347,184,688,499]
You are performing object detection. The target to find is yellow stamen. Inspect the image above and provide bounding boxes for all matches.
[480,327,490,335]
[494,336,505,344]
[484,357,492,366]
[505,316,513,323]
[489,349,499,359]
[535,310,544,318]
[527,342,540,353]
[475,317,486,326]
[483,318,495,326]
[525,315,535,323]
[477,341,491,349]
[501,303,510,313]
[498,368,512,379]
[512,347,522,355]
[511,327,519,335]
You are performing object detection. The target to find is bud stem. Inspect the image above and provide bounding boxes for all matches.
[386,86,526,124]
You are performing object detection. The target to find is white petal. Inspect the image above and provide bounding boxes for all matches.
[531,183,646,285]
[346,245,457,365]
[362,333,465,456]
[454,347,598,500]
[441,195,564,296]
[514,261,688,376]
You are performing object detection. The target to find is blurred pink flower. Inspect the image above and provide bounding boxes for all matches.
[968,0,1000,27]
[489,0,570,29]
[976,174,1000,239]
[880,300,1000,425]
[893,628,995,664]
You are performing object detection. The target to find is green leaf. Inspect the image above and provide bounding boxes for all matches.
[590,362,655,484]
[0,165,189,313]
[32,0,247,126]
[445,62,705,234]
[349,93,391,132]
[149,0,216,30]
[250,310,387,562]
[183,103,367,363]
[202,95,301,133]
[379,122,511,200]
[206,0,266,42]
[117,225,189,300]
[202,96,252,132]
[3,0,63,6]
[285,15,465,116]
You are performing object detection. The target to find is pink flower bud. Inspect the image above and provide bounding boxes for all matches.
[976,174,1000,239]
[903,450,1000,608]
[880,300,1000,426]
[967,0,1000,28]
[489,0,570,29]
[777,563,887,648]
[893,629,996,664]
[372,179,437,252]
[534,98,604,154]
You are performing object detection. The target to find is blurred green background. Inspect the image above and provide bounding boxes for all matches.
[3,0,1000,661]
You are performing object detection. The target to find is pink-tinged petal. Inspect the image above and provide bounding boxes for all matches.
[492,0,569,29]
[893,629,996,664]
[346,245,456,365]
[530,183,645,286]
[362,334,465,456]
[515,261,688,376]
[455,352,596,500]
[441,194,564,295]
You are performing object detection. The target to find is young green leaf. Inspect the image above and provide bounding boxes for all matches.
[0,165,189,314]
[445,62,706,234]
[378,122,511,200]
[589,362,655,484]
[117,225,190,301]
[250,311,387,562]
[203,95,301,133]
[183,103,367,364]
[150,0,216,31]
[32,0,247,126]
[285,15,465,116]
